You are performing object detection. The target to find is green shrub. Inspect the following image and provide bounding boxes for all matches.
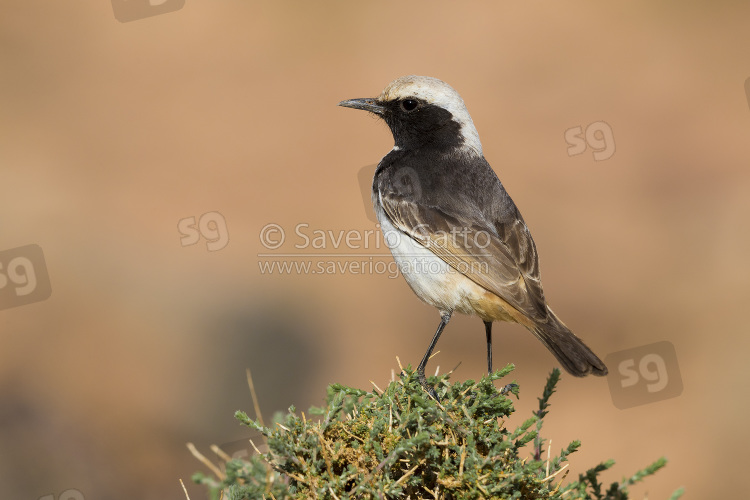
[193,364,683,499]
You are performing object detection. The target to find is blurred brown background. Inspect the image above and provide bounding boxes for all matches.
[2,1,748,498]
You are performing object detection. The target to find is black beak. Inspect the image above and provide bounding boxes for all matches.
[338,98,386,115]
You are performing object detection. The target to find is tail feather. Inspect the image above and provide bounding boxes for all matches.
[529,309,607,377]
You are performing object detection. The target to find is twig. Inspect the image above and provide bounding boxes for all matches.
[186,442,225,480]
[313,428,335,479]
[370,380,384,394]
[246,368,266,428]
[422,485,439,499]
[342,425,366,443]
[179,478,190,500]
[211,444,232,462]
[445,361,462,376]
[543,463,569,481]
[394,461,422,486]
[249,438,263,456]
[458,446,467,476]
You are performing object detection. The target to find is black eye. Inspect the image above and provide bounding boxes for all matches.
[400,99,418,112]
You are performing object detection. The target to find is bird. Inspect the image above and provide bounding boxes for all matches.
[339,75,607,398]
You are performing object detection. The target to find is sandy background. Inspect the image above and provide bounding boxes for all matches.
[2,1,749,498]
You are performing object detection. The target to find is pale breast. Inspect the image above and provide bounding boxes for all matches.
[375,202,518,324]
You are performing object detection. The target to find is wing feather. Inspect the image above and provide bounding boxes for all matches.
[379,187,549,323]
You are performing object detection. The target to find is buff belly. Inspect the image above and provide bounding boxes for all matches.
[375,205,523,325]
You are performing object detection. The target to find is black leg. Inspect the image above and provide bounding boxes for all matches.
[484,321,517,395]
[417,312,451,399]
[484,321,493,375]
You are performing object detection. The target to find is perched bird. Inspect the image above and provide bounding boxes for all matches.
[339,76,607,397]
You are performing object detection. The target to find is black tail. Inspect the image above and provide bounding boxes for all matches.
[529,308,608,377]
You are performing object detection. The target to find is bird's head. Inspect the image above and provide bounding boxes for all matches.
[339,75,483,156]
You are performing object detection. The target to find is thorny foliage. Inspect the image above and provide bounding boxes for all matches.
[193,365,683,499]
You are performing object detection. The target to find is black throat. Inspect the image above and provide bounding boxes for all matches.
[380,100,465,152]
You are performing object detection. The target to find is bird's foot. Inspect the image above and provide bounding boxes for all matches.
[418,371,440,402]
